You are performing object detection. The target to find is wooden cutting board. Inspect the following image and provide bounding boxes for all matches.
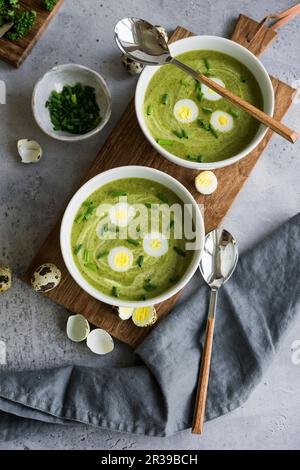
[0,0,63,67]
[24,15,296,348]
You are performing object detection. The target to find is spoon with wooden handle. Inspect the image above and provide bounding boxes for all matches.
[192,229,238,434]
[115,17,298,143]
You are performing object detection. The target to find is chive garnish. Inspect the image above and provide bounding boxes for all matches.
[157,139,173,145]
[202,107,213,114]
[174,246,186,257]
[204,58,210,70]
[162,93,169,105]
[196,92,204,102]
[84,206,96,220]
[137,255,144,268]
[147,104,153,115]
[83,249,91,262]
[75,212,85,224]
[143,278,157,291]
[144,202,152,209]
[112,286,120,298]
[180,79,190,86]
[157,192,169,204]
[85,262,98,272]
[82,200,93,207]
[127,239,140,246]
[97,250,109,259]
[203,122,211,131]
[195,80,201,91]
[74,244,83,255]
[182,129,188,139]
[187,154,204,162]
[228,108,239,118]
[210,126,219,139]
[111,190,127,197]
[174,129,184,139]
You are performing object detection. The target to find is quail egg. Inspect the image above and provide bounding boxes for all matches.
[132,306,158,327]
[31,263,61,292]
[0,265,12,293]
[122,54,144,75]
[86,329,114,355]
[17,139,43,164]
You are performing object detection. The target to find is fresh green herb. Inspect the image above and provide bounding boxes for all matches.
[180,79,190,86]
[210,126,219,139]
[174,129,188,139]
[203,122,211,131]
[202,107,213,114]
[0,1,18,29]
[196,92,204,102]
[169,276,180,284]
[6,9,36,40]
[45,83,101,135]
[240,76,250,83]
[84,206,96,220]
[85,262,98,272]
[187,154,204,162]
[204,58,210,70]
[97,250,109,260]
[82,199,93,207]
[42,0,57,12]
[195,80,201,91]
[161,93,169,105]
[127,239,140,246]
[146,104,153,116]
[228,108,239,118]
[143,278,157,291]
[112,286,120,298]
[137,255,144,268]
[75,212,86,224]
[110,190,127,197]
[144,202,152,209]
[83,249,91,262]
[74,244,83,255]
[157,139,173,145]
[157,192,169,204]
[173,246,186,257]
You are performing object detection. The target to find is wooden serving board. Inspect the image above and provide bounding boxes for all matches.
[24,15,296,348]
[0,0,63,67]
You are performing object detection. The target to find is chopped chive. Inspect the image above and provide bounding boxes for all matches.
[75,212,85,224]
[143,278,157,291]
[170,276,180,284]
[157,139,173,145]
[144,202,152,209]
[195,80,202,91]
[210,126,219,139]
[161,93,169,105]
[147,104,153,116]
[85,262,98,272]
[182,129,188,139]
[202,107,213,114]
[127,239,140,246]
[197,118,204,127]
[180,79,190,86]
[174,246,186,257]
[82,200,93,207]
[83,249,91,262]
[228,108,239,118]
[112,286,120,298]
[240,76,250,83]
[204,58,210,70]
[196,92,204,102]
[174,129,184,139]
[110,190,127,197]
[84,206,96,220]
[97,250,109,259]
[74,244,83,255]
[157,192,169,204]
[203,122,211,131]
[137,255,144,268]
[187,154,204,162]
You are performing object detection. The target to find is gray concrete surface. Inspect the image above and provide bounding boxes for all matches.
[0,0,300,450]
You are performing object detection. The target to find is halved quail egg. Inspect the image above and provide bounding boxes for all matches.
[67,314,90,342]
[31,263,61,292]
[195,171,218,195]
[0,265,12,293]
[17,139,43,164]
[86,329,114,355]
[132,306,157,327]
[201,77,225,101]
[118,307,134,320]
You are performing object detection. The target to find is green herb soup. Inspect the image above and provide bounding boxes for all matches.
[144,50,263,163]
[71,178,194,302]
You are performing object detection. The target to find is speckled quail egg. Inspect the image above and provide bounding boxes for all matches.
[0,265,12,293]
[155,25,169,44]
[31,263,61,292]
[122,54,144,75]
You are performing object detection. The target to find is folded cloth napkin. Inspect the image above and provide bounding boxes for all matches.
[0,213,300,440]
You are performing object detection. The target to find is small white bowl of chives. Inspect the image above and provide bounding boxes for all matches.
[32,64,112,142]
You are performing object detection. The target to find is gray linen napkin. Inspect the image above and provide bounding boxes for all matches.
[0,213,299,440]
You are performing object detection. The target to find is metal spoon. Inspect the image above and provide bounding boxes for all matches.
[114,17,298,143]
[192,228,239,434]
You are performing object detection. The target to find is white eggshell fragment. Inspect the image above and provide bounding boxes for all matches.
[118,307,134,321]
[17,139,43,164]
[86,329,114,355]
[0,265,12,293]
[31,263,61,293]
[67,314,90,342]
[121,54,144,75]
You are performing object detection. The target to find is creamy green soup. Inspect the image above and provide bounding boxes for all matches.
[71,178,194,302]
[144,50,263,163]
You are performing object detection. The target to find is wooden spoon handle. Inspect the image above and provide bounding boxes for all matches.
[192,316,215,434]
[198,73,298,143]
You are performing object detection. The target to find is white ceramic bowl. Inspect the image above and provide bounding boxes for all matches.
[32,64,112,142]
[135,36,275,170]
[60,166,205,308]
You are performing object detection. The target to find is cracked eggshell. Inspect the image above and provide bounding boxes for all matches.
[121,54,144,75]
[31,263,61,292]
[86,329,114,355]
[0,265,12,293]
[17,139,43,164]
[67,314,90,342]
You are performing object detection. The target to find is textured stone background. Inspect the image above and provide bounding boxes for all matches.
[0,0,300,450]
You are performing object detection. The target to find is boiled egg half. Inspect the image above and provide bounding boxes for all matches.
[201,77,225,101]
[173,99,199,124]
[210,110,233,132]
[143,232,168,257]
[109,202,136,227]
[108,247,133,272]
